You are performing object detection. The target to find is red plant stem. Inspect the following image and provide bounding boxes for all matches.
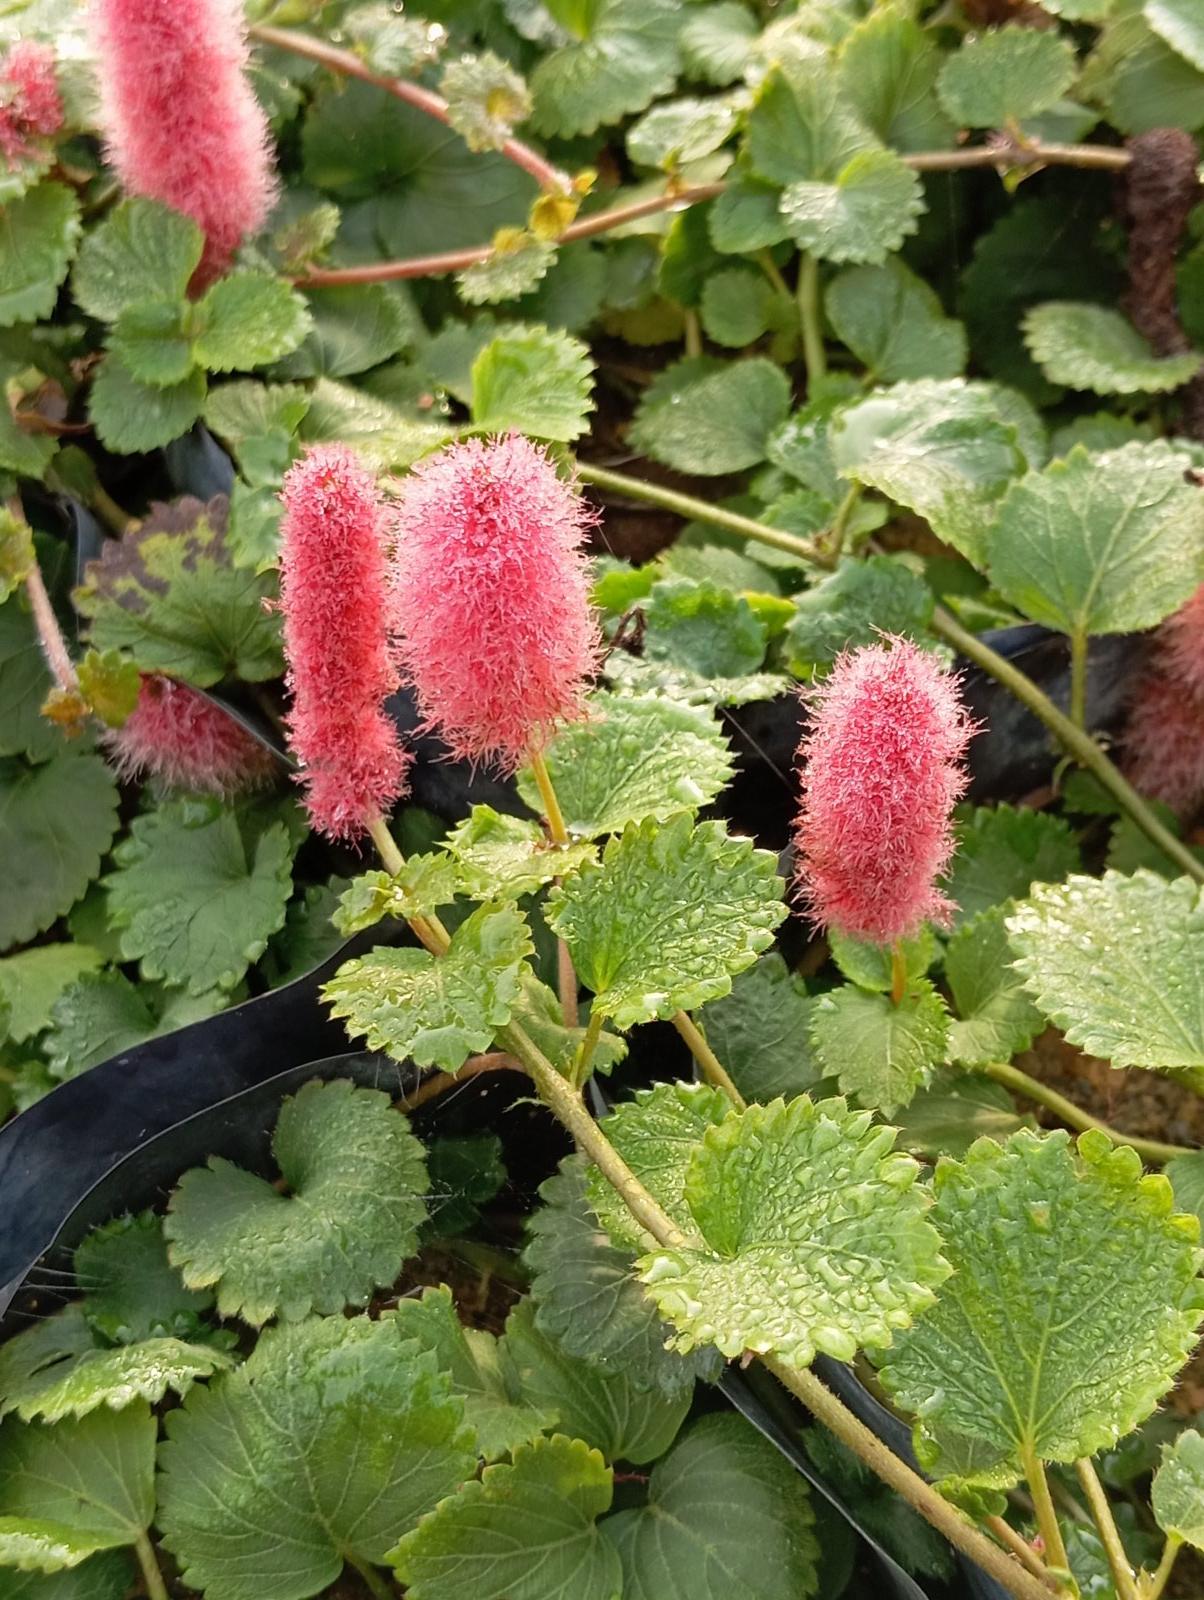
[25,561,77,691]
[249,23,569,194]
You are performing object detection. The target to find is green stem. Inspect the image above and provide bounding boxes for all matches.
[982,1062,1193,1164]
[90,482,134,536]
[683,307,702,358]
[1022,1450,1072,1583]
[758,250,792,301]
[673,1010,746,1108]
[1069,629,1089,732]
[826,483,861,560]
[528,746,570,845]
[343,1554,394,1600]
[890,942,908,1006]
[1075,1458,1139,1600]
[0,1063,17,1084]
[797,253,826,387]
[364,816,449,956]
[1141,1535,1181,1600]
[134,1535,169,1600]
[574,1007,605,1087]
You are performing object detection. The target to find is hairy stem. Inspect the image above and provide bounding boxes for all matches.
[528,747,570,845]
[1022,1450,1072,1582]
[673,1010,746,1108]
[574,1007,605,1087]
[797,253,826,387]
[982,1061,1193,1163]
[364,816,450,956]
[1069,628,1089,732]
[1142,1535,1182,1600]
[134,1535,170,1600]
[1075,1458,1139,1600]
[557,937,578,1029]
[986,1515,1055,1584]
[24,558,77,692]
[249,25,568,193]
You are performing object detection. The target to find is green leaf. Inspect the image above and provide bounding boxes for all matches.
[837,9,953,153]
[75,497,282,685]
[440,51,532,152]
[547,813,785,1029]
[988,443,1204,638]
[458,233,556,306]
[829,927,936,994]
[943,804,1081,929]
[621,1091,949,1366]
[629,356,791,475]
[165,1079,427,1325]
[332,855,461,937]
[680,2,759,85]
[946,903,1044,1067]
[469,324,593,441]
[108,300,195,388]
[502,1299,690,1465]
[0,1549,133,1596]
[746,63,874,186]
[202,380,309,485]
[530,0,681,137]
[75,1211,213,1344]
[105,801,292,995]
[44,973,158,1080]
[1147,0,1204,69]
[699,266,778,348]
[694,953,822,1102]
[1023,302,1202,395]
[1007,870,1204,1075]
[708,165,794,254]
[603,1413,820,1600]
[784,555,934,678]
[158,1313,476,1600]
[324,902,533,1071]
[524,1156,717,1396]
[893,1068,1033,1161]
[390,1287,553,1462]
[0,747,120,952]
[445,807,595,897]
[300,376,453,472]
[826,259,966,382]
[0,184,81,328]
[0,360,58,480]
[937,28,1077,126]
[803,1423,953,1580]
[880,1129,1204,1486]
[767,374,863,501]
[627,96,738,170]
[1151,1429,1204,1549]
[516,692,734,840]
[71,199,202,323]
[0,944,102,1044]
[1167,1150,1204,1228]
[810,981,950,1115]
[424,1134,507,1239]
[275,286,415,381]
[0,592,58,761]
[87,355,206,455]
[781,150,925,267]
[389,1434,622,1600]
[643,577,767,677]
[192,273,312,373]
[75,650,140,731]
[0,1404,155,1560]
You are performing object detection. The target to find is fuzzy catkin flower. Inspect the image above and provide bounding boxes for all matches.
[1154,581,1204,708]
[88,0,276,285]
[0,41,63,169]
[105,675,274,797]
[794,639,974,946]
[279,445,409,841]
[390,433,601,771]
[1121,666,1204,818]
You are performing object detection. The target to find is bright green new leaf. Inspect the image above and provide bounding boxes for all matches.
[603,1413,821,1600]
[0,944,102,1044]
[71,198,202,323]
[158,1314,476,1600]
[458,233,555,305]
[0,184,81,328]
[946,903,1044,1067]
[75,497,282,684]
[546,813,785,1029]
[825,259,967,382]
[192,273,312,373]
[943,804,1082,929]
[1151,1429,1204,1549]
[780,150,926,266]
[0,1550,135,1599]
[87,357,207,455]
[937,27,1078,126]
[1023,302,1202,395]
[988,443,1204,638]
[75,650,141,730]
[0,1528,130,1579]
[441,51,532,151]
[165,1079,428,1325]
[627,96,738,170]
[75,1211,213,1344]
[628,1092,950,1366]
[829,928,936,994]
[784,555,934,678]
[0,748,120,952]
[530,0,681,137]
[1007,870,1204,1074]
[516,693,734,838]
[108,300,194,388]
[106,802,292,994]
[502,1299,690,1465]
[1146,0,1204,69]
[629,356,791,475]
[324,902,533,1071]
[696,953,822,1103]
[389,1434,622,1600]
[880,1130,1204,1485]
[445,806,595,897]
[809,980,950,1114]
[470,325,593,440]
[333,855,461,936]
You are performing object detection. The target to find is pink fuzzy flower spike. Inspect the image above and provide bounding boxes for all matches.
[279,445,410,841]
[106,675,275,797]
[0,41,63,170]
[391,434,601,771]
[1120,667,1204,818]
[794,639,975,946]
[1155,581,1204,708]
[88,0,276,286]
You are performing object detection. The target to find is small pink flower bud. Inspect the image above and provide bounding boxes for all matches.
[794,639,975,945]
[390,433,601,771]
[279,445,410,841]
[105,675,274,797]
[0,41,63,169]
[88,0,277,286]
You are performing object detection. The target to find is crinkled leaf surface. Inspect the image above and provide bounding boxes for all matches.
[1151,1428,1204,1549]
[937,27,1077,125]
[88,358,207,456]
[825,258,966,382]
[785,555,934,678]
[809,981,950,1115]
[530,0,680,137]
[74,497,282,686]
[44,972,159,1080]
[697,953,823,1103]
[603,1413,820,1600]
[546,814,785,1028]
[389,1434,621,1600]
[470,325,593,440]
[0,1332,233,1426]
[165,1079,428,1326]
[0,184,81,329]
[459,233,555,305]
[324,902,533,1071]
[0,944,102,1044]
[105,802,292,995]
[0,1544,132,1589]
[1023,302,1202,395]
[880,1129,1204,1485]
[629,356,792,475]
[445,807,595,897]
[1007,870,1204,1073]
[780,149,925,266]
[943,804,1081,929]
[158,1314,475,1600]
[192,273,312,373]
[946,903,1044,1068]
[71,199,202,323]
[516,693,734,838]
[74,1211,213,1344]
[642,578,767,678]
[333,854,462,937]
[987,443,1204,637]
